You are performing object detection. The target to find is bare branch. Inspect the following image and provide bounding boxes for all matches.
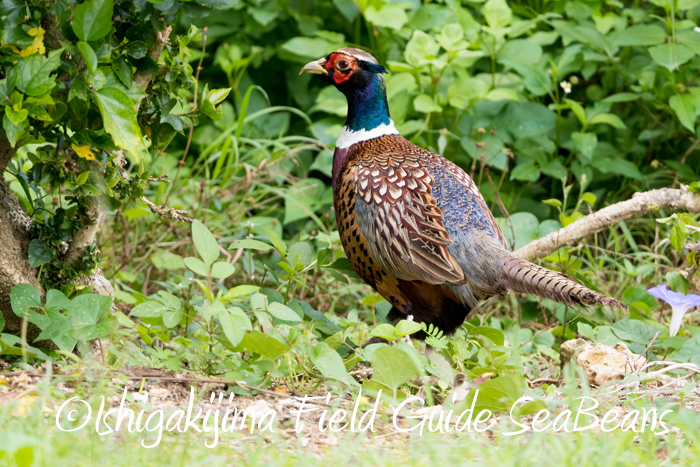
[514,186,700,262]
[140,196,194,223]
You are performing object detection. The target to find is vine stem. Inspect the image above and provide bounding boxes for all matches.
[167,27,209,203]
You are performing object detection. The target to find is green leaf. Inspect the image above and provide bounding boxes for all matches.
[542,198,562,208]
[3,112,28,147]
[370,323,399,341]
[222,285,260,300]
[612,319,659,345]
[649,44,694,71]
[577,322,595,340]
[482,0,512,29]
[587,113,626,129]
[77,42,97,75]
[365,4,408,30]
[414,94,442,113]
[92,87,143,157]
[287,242,313,268]
[463,374,526,413]
[15,49,63,96]
[666,271,690,294]
[112,57,133,87]
[4,106,27,125]
[676,334,700,364]
[210,261,235,279]
[130,300,166,318]
[310,342,356,385]
[395,319,423,337]
[370,346,421,392]
[10,284,41,318]
[28,239,55,268]
[240,332,290,360]
[468,326,505,345]
[191,220,220,266]
[571,132,597,162]
[72,0,113,41]
[162,310,183,328]
[228,239,274,250]
[614,25,666,46]
[267,302,303,322]
[670,220,689,252]
[266,227,287,255]
[669,94,697,132]
[183,257,208,276]
[218,307,246,347]
[207,88,231,106]
[280,37,340,59]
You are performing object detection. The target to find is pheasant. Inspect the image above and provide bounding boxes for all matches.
[301,48,623,335]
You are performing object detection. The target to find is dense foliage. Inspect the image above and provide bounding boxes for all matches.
[1,0,699,409]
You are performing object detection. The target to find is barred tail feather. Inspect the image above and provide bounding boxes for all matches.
[500,256,625,310]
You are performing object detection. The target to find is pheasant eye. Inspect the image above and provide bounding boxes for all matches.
[337,59,350,71]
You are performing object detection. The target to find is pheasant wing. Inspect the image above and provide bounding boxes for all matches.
[351,150,465,285]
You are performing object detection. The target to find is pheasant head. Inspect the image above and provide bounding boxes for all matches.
[301,48,398,148]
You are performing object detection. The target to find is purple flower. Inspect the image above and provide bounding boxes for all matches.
[647,284,700,337]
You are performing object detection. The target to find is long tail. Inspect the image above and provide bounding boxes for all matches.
[500,256,625,309]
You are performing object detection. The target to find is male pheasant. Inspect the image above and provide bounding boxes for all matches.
[301,48,623,335]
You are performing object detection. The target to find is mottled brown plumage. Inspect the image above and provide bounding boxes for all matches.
[303,48,624,335]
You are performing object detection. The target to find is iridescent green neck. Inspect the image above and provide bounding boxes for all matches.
[343,75,391,132]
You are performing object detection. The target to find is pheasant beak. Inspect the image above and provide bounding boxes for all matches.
[300,58,328,76]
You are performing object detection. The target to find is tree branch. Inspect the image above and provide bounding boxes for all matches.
[134,25,172,93]
[514,186,700,262]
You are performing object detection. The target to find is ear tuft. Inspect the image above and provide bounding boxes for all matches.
[364,62,387,74]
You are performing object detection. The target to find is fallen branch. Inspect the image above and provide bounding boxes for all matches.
[514,186,700,262]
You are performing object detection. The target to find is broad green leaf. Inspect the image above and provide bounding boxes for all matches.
[462,374,526,413]
[669,94,697,132]
[183,257,208,276]
[72,0,113,41]
[649,44,694,71]
[228,239,274,250]
[4,106,27,125]
[191,220,220,266]
[469,326,506,346]
[10,284,41,318]
[287,242,313,268]
[15,49,62,96]
[370,323,399,341]
[614,25,666,46]
[670,221,689,252]
[28,239,55,267]
[3,110,29,147]
[267,302,303,322]
[92,87,143,157]
[310,342,356,385]
[223,285,260,300]
[365,4,408,30]
[676,334,700,364]
[482,0,512,29]
[395,319,423,337]
[414,94,442,113]
[666,271,690,294]
[211,261,235,279]
[587,113,626,129]
[571,132,597,162]
[218,308,244,347]
[240,332,290,360]
[77,42,97,75]
[130,300,166,318]
[280,37,339,59]
[370,345,421,391]
[612,318,659,344]
[577,322,595,340]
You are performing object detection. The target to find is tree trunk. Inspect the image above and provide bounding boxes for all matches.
[0,138,45,335]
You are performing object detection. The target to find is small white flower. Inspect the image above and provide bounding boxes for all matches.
[694,26,700,33]
[560,81,572,94]
[247,233,254,239]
